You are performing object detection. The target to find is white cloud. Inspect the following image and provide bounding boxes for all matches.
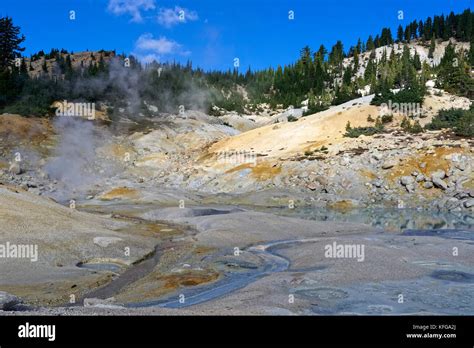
[133,33,190,62]
[107,0,156,22]
[157,6,198,28]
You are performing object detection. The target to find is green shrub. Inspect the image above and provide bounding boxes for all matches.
[400,116,411,130]
[425,108,469,131]
[409,120,423,133]
[381,114,393,124]
[454,109,474,137]
[400,117,423,133]
[332,91,354,106]
[344,120,384,138]
[344,126,384,138]
[371,87,425,106]
[371,90,394,106]
[303,103,329,116]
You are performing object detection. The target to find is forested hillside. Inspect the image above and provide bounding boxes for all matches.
[1,9,473,118]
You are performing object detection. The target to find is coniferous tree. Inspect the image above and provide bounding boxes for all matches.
[469,36,474,66]
[437,42,472,97]
[374,34,381,48]
[356,38,362,53]
[19,58,28,76]
[381,28,393,46]
[418,20,424,39]
[424,17,433,40]
[0,16,26,107]
[366,35,375,51]
[404,26,411,42]
[411,20,419,39]
[397,25,404,42]
[413,51,422,71]
[343,66,352,86]
[353,48,359,71]
[428,35,436,59]
[0,17,25,70]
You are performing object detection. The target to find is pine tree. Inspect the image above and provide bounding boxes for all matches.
[381,28,393,46]
[329,41,344,67]
[353,48,359,71]
[317,45,327,62]
[428,35,436,59]
[433,16,441,39]
[64,54,73,79]
[469,36,474,66]
[19,58,28,76]
[411,20,419,39]
[446,12,455,38]
[413,51,422,70]
[366,36,375,51]
[343,65,352,86]
[437,42,472,96]
[404,26,411,43]
[397,25,404,42]
[364,57,376,83]
[424,17,433,41]
[0,17,25,70]
[374,35,381,48]
[356,38,362,53]
[418,20,424,39]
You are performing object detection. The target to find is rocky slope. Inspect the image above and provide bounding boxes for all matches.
[1,84,472,213]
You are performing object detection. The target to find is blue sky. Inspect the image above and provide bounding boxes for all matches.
[1,0,471,71]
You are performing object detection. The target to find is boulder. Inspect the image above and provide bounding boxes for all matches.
[400,176,415,186]
[405,184,415,193]
[432,176,448,190]
[431,170,446,180]
[423,181,434,189]
[415,174,425,182]
[0,291,21,310]
[445,198,460,210]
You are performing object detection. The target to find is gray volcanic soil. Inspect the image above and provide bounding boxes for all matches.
[1,190,473,315]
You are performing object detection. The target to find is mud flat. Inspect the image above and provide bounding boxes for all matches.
[1,188,473,315]
[0,185,165,306]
